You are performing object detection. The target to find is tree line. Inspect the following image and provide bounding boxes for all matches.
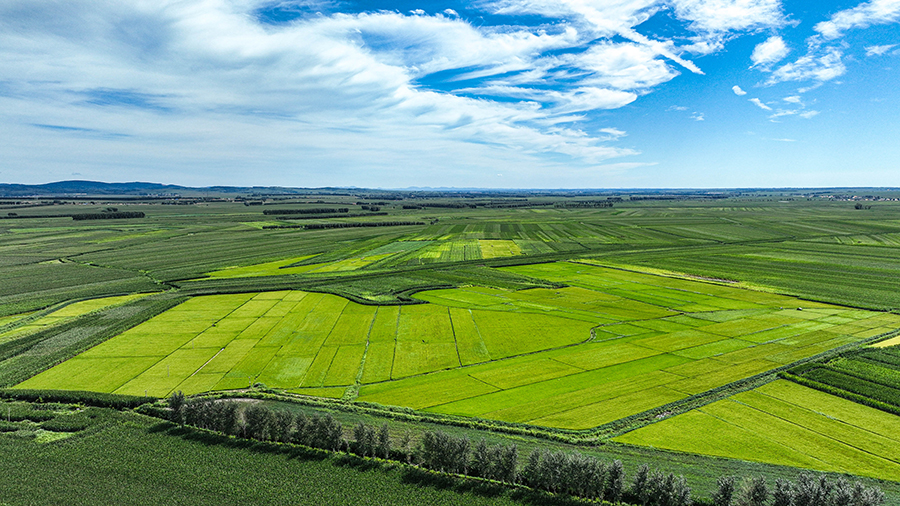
[167,394,884,506]
[263,208,349,215]
[72,211,145,220]
[262,221,424,230]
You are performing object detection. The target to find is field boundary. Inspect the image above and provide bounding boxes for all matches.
[600,327,900,439]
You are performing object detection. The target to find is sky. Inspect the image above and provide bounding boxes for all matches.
[1,0,899,189]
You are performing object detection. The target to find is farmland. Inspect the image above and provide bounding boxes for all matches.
[614,380,900,482]
[5,188,900,503]
[20,262,900,432]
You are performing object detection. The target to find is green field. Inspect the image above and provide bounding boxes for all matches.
[0,294,152,343]
[8,191,900,495]
[614,379,900,481]
[20,262,900,431]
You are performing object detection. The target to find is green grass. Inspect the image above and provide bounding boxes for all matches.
[614,380,900,481]
[0,294,152,343]
[20,261,900,431]
[0,402,532,506]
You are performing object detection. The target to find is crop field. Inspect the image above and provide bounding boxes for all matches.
[784,344,900,410]
[614,379,900,481]
[9,192,900,497]
[0,294,151,343]
[19,262,900,431]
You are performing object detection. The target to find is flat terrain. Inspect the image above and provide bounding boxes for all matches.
[20,262,900,432]
[5,189,900,496]
[614,380,900,482]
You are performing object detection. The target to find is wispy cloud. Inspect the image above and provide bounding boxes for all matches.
[0,0,886,186]
[866,43,897,56]
[669,0,784,33]
[767,48,846,85]
[814,0,900,40]
[749,98,772,110]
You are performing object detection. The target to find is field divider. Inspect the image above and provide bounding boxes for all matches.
[695,399,834,467]
[749,388,900,460]
[713,395,900,469]
[447,307,463,368]
[187,347,226,379]
[344,308,379,401]
[595,327,900,441]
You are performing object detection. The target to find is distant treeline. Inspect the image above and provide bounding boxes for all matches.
[403,203,475,209]
[263,221,424,230]
[555,200,614,208]
[482,202,555,209]
[629,195,730,201]
[263,208,349,215]
[167,394,885,506]
[71,212,145,220]
[1,213,73,220]
[2,208,147,220]
[278,213,387,220]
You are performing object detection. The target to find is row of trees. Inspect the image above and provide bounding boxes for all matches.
[169,394,343,451]
[523,448,625,501]
[166,394,884,506]
[712,473,883,506]
[71,211,144,220]
[263,208,349,215]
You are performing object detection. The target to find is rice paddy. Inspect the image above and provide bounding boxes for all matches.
[0,294,152,343]
[18,262,900,431]
[613,380,900,482]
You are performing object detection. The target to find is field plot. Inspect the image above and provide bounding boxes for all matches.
[478,240,522,258]
[785,343,900,410]
[0,294,152,343]
[364,263,900,428]
[17,262,900,430]
[614,380,900,482]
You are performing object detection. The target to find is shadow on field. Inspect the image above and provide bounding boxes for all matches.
[399,468,586,506]
[148,421,589,506]
[146,422,328,462]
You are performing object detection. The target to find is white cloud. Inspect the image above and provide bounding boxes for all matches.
[599,127,627,140]
[443,9,459,17]
[783,95,801,103]
[749,98,772,110]
[691,112,705,121]
[457,85,638,114]
[866,43,897,56]
[751,35,789,68]
[575,42,680,89]
[814,0,900,40]
[799,110,820,118]
[669,0,785,33]
[732,85,747,95]
[0,0,661,185]
[768,48,846,85]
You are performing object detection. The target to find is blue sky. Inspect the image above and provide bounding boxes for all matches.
[1,0,898,188]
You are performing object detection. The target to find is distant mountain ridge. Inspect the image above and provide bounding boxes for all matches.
[0,180,320,197]
[2,180,898,198]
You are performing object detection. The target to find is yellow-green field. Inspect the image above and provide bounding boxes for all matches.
[0,294,152,343]
[614,380,900,482]
[17,262,900,430]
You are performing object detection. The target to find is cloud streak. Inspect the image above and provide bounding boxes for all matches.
[814,0,900,39]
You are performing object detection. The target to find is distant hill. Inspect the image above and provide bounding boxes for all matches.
[0,181,189,197]
[0,180,324,197]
